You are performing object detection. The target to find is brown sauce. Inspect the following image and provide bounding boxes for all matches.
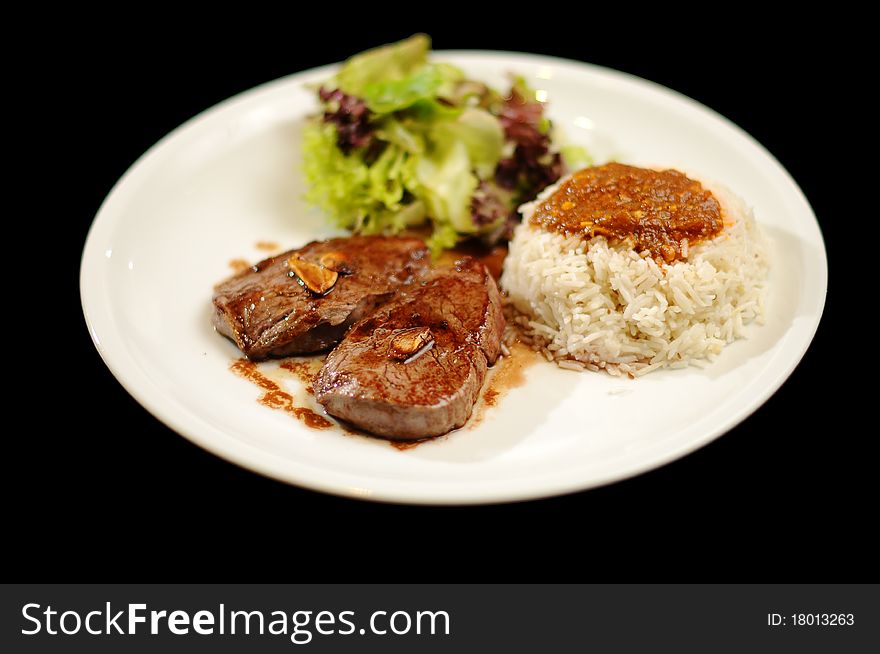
[482,388,500,407]
[390,439,431,450]
[255,241,281,252]
[230,359,332,429]
[228,258,251,273]
[279,358,324,395]
[469,339,540,428]
[335,419,433,450]
[530,163,723,263]
[488,340,539,397]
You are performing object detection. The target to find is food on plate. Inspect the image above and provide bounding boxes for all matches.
[213,233,505,440]
[302,34,589,253]
[501,163,769,376]
[212,236,429,359]
[216,45,772,441]
[315,257,504,439]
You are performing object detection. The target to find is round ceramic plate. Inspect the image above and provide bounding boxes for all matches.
[81,52,827,504]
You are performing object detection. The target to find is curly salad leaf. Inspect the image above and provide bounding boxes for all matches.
[302,34,588,252]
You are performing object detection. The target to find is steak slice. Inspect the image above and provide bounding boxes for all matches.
[314,257,505,440]
[212,236,429,359]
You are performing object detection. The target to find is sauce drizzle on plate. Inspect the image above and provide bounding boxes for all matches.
[230,358,332,429]
[279,358,323,395]
[228,258,251,273]
[468,339,540,428]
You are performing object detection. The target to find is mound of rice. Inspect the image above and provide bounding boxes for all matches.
[501,180,769,376]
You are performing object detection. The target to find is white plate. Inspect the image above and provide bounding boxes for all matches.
[81,52,827,504]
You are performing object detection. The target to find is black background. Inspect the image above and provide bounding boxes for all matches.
[18,14,865,580]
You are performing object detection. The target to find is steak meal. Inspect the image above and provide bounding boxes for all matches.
[213,236,505,440]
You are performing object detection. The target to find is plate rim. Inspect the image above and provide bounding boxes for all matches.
[80,50,828,505]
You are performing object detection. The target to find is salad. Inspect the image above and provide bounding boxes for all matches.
[302,34,589,252]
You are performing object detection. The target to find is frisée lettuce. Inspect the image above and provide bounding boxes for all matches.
[302,34,589,252]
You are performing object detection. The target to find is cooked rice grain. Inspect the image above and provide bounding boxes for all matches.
[501,183,769,376]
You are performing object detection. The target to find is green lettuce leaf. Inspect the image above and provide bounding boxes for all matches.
[374,118,425,154]
[415,139,479,235]
[336,34,430,98]
[302,122,371,229]
[362,66,444,114]
[426,221,460,254]
[430,107,503,178]
[303,121,426,234]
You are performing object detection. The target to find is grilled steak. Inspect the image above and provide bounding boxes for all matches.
[212,236,429,359]
[314,257,505,439]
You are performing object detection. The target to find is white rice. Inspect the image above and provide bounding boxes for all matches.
[501,180,770,376]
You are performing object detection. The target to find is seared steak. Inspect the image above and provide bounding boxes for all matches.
[314,257,505,439]
[212,236,429,359]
